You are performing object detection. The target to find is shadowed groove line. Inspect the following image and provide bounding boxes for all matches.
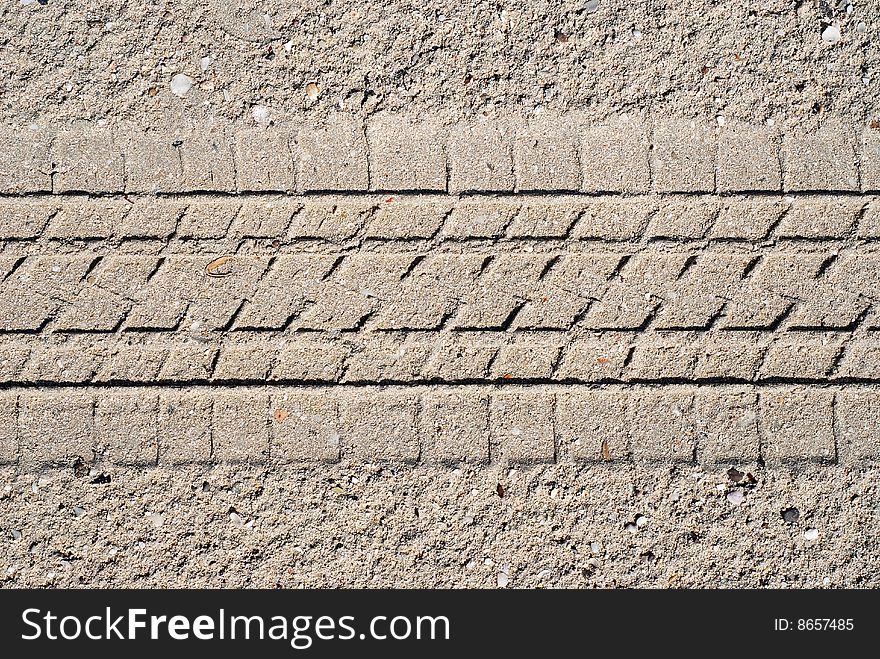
[0,375,878,390]
[0,190,876,201]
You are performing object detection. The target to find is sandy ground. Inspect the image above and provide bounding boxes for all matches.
[2,463,878,588]
[1,1,878,129]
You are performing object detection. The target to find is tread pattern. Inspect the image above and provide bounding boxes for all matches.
[1,114,879,467]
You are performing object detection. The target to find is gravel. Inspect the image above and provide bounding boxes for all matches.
[1,463,877,587]
[1,1,878,129]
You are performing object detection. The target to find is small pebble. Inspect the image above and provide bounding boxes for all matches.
[585,0,600,13]
[635,514,648,528]
[856,22,867,35]
[804,528,820,541]
[497,571,509,587]
[12,530,22,540]
[145,512,164,529]
[229,512,243,526]
[726,489,745,506]
[73,506,86,517]
[625,523,638,533]
[251,105,271,125]
[822,24,841,44]
[782,507,800,524]
[170,73,195,97]
[536,569,552,580]
[306,82,321,101]
[590,541,601,553]
[199,56,213,72]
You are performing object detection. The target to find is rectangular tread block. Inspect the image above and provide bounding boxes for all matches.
[367,114,446,191]
[0,392,17,464]
[783,119,859,191]
[490,344,561,379]
[19,392,94,466]
[118,198,184,238]
[695,390,759,464]
[629,390,696,462]
[121,127,183,193]
[441,199,519,238]
[651,119,716,192]
[835,390,880,462]
[490,391,555,464]
[580,116,651,193]
[270,391,340,462]
[557,390,629,462]
[52,125,124,193]
[176,127,237,192]
[234,199,298,238]
[0,199,57,239]
[0,126,52,193]
[365,198,451,239]
[212,392,270,462]
[422,389,490,464]
[340,390,420,461]
[717,122,781,192]
[644,197,719,240]
[46,200,129,239]
[448,120,515,193]
[710,199,783,240]
[270,342,348,382]
[760,388,835,464]
[514,118,581,191]
[96,391,158,465]
[297,117,369,191]
[158,391,212,464]
[234,126,296,191]
[861,126,880,192]
[176,200,240,239]
[555,337,632,381]
[572,198,652,240]
[776,196,862,238]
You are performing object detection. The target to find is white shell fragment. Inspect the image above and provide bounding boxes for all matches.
[251,105,271,125]
[170,73,195,97]
[822,24,841,43]
[726,489,745,505]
